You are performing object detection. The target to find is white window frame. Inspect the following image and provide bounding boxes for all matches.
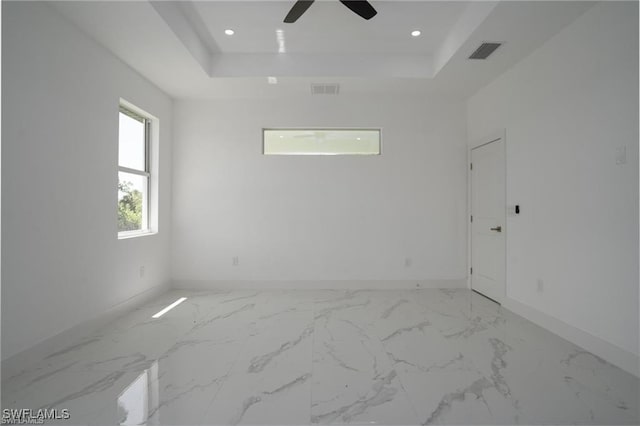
[262,128,382,156]
[118,104,152,239]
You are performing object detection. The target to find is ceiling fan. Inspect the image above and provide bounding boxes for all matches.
[284,0,377,23]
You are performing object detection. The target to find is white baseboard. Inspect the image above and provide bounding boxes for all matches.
[2,281,171,378]
[502,296,640,378]
[171,279,467,291]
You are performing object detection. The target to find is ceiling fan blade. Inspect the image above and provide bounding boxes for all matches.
[339,0,377,20]
[284,0,315,23]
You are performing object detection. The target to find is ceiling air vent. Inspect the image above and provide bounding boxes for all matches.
[311,83,340,95]
[469,42,502,60]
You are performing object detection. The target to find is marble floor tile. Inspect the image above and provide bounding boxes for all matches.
[312,313,419,425]
[2,289,638,425]
[374,310,489,425]
[2,368,146,425]
[144,338,246,425]
[200,312,314,425]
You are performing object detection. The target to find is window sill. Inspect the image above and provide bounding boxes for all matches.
[118,230,157,240]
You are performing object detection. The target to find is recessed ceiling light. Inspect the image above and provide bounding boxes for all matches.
[224,29,235,36]
[268,76,278,85]
[411,30,421,37]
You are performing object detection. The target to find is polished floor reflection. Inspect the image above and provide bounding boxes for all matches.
[2,289,638,425]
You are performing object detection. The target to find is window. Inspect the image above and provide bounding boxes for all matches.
[118,105,151,237]
[263,129,381,155]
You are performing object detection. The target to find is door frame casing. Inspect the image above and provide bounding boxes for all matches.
[467,129,507,303]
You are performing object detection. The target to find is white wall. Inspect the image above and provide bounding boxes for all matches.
[2,2,173,359]
[467,1,639,364]
[172,96,468,288]
[1,2,3,402]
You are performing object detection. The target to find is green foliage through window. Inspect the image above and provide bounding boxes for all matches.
[118,180,143,232]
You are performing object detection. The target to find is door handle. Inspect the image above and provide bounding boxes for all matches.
[490,226,502,232]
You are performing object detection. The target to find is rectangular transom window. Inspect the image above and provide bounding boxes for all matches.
[118,105,151,237]
[263,129,381,155]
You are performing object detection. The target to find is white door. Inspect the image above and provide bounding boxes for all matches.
[471,138,505,303]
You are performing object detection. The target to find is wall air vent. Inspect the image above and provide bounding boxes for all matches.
[469,42,502,60]
[311,83,340,95]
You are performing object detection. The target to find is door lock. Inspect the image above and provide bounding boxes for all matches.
[490,226,502,232]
